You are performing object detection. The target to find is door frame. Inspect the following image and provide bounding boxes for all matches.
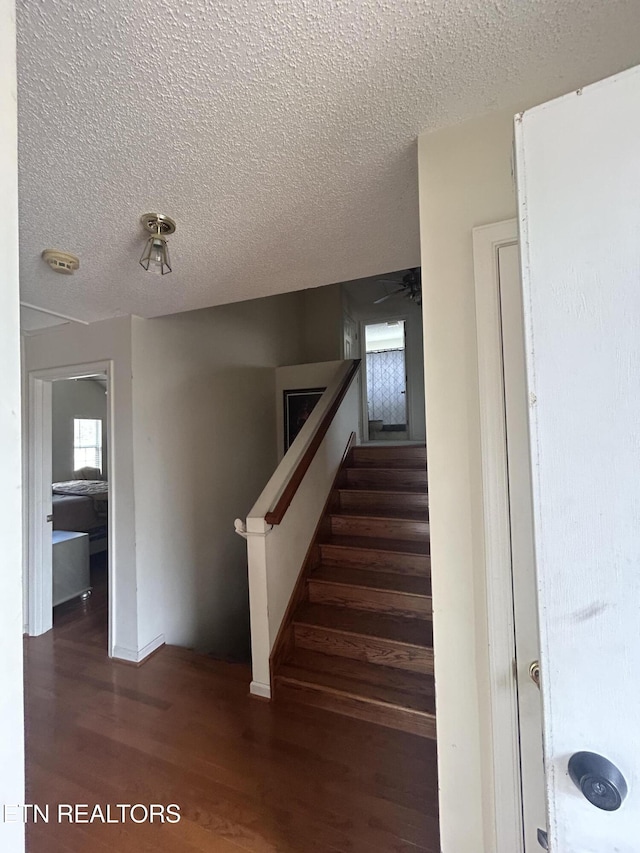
[359,314,411,442]
[473,218,527,850]
[26,359,115,656]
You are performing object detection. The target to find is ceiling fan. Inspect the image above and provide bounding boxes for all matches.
[374,268,422,305]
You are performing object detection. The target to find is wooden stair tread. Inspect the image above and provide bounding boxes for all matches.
[277,662,436,715]
[272,439,434,736]
[311,565,430,595]
[337,487,429,500]
[324,535,429,555]
[293,603,433,648]
[349,460,427,470]
[342,485,428,495]
[342,468,428,493]
[350,447,427,469]
[345,466,427,476]
[330,515,429,543]
[275,675,436,738]
[284,648,436,696]
[352,441,427,456]
[331,508,428,522]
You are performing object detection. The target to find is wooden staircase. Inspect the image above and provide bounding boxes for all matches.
[271,443,435,738]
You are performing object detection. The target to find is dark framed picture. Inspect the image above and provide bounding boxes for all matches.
[283,388,325,452]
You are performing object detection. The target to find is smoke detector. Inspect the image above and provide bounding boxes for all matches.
[41,249,80,275]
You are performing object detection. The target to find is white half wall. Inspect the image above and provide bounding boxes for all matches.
[0,0,25,848]
[131,292,307,659]
[418,108,518,852]
[246,364,360,694]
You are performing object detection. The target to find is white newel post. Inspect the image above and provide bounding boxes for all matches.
[246,520,272,698]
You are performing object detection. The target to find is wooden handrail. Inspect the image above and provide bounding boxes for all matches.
[265,359,361,525]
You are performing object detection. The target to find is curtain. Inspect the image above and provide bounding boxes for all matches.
[366,349,406,426]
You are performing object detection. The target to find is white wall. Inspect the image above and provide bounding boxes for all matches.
[52,378,107,480]
[0,0,25,848]
[418,108,518,852]
[23,317,139,656]
[131,292,307,659]
[275,360,344,461]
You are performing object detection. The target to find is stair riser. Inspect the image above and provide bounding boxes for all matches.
[293,625,434,674]
[275,678,437,739]
[350,458,427,470]
[320,544,430,576]
[344,469,427,491]
[330,515,429,542]
[338,490,429,515]
[351,447,426,465]
[308,581,432,618]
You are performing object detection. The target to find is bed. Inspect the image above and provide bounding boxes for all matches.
[52,479,108,554]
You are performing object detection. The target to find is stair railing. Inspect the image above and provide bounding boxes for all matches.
[235,359,361,698]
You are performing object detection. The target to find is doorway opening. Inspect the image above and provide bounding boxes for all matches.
[27,361,114,654]
[364,319,408,441]
[341,268,426,446]
[51,375,109,637]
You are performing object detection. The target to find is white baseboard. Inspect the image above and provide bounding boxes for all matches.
[113,634,165,664]
[250,680,271,699]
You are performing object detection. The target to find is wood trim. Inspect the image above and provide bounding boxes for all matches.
[113,642,165,668]
[112,635,166,666]
[269,432,356,691]
[265,360,361,525]
[472,218,525,852]
[26,359,117,658]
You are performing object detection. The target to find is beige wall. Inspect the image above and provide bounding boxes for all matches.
[275,360,345,461]
[22,287,339,663]
[0,0,25,847]
[301,283,343,362]
[418,108,517,852]
[52,379,107,481]
[131,291,308,658]
[23,317,139,657]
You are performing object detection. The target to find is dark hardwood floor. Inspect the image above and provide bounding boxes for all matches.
[25,554,440,852]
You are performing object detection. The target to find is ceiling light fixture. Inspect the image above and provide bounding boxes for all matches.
[139,213,176,275]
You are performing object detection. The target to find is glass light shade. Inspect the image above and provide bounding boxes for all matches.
[140,235,171,275]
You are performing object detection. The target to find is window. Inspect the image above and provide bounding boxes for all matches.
[73,418,102,473]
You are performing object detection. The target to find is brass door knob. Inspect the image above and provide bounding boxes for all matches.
[529,660,541,688]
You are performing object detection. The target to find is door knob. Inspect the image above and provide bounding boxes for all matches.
[529,659,541,688]
[568,752,628,811]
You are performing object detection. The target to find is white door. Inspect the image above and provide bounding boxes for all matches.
[498,242,547,849]
[516,65,640,850]
[343,311,357,359]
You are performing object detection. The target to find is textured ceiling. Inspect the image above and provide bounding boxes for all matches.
[16,0,640,322]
